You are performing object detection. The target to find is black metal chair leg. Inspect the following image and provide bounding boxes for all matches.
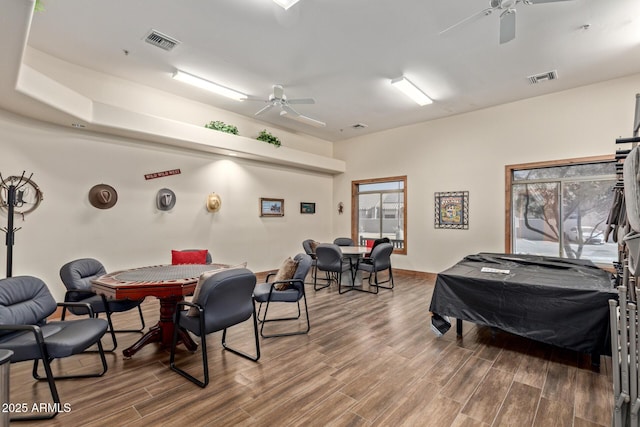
[222,306,260,361]
[110,304,146,333]
[259,295,310,338]
[22,337,108,421]
[343,269,379,295]
[313,270,331,290]
[12,341,60,421]
[370,268,394,290]
[33,340,108,381]
[170,306,209,388]
[257,300,302,324]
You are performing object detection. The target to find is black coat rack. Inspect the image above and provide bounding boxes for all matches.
[0,172,33,278]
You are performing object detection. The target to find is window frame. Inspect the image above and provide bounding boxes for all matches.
[505,154,615,257]
[351,175,407,255]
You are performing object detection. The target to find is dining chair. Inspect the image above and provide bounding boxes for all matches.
[365,237,390,257]
[354,242,394,292]
[253,253,312,337]
[170,268,260,388]
[0,275,108,421]
[314,243,354,292]
[302,239,322,284]
[60,258,145,351]
[333,237,355,246]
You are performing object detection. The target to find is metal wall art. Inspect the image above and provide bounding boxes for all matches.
[434,191,469,230]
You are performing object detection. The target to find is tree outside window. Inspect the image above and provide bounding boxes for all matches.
[507,158,616,265]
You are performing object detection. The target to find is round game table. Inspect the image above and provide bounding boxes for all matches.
[92,264,228,358]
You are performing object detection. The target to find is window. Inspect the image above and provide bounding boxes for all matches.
[506,156,616,265]
[352,176,407,254]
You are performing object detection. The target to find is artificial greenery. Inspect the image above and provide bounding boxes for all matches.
[204,121,238,135]
[257,129,281,147]
[35,0,44,11]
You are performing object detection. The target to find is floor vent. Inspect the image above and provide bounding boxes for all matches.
[144,30,180,51]
[527,70,558,84]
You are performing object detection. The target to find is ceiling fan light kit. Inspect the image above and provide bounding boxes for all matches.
[172,70,248,101]
[391,77,433,106]
[273,0,300,10]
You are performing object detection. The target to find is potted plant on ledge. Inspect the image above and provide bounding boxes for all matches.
[257,129,281,147]
[205,121,239,135]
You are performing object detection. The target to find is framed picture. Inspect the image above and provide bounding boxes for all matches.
[300,202,316,214]
[260,198,284,217]
[434,191,469,229]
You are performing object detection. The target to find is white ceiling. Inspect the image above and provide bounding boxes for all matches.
[17,0,640,141]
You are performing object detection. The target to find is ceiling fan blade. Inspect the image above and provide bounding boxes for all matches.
[499,9,516,44]
[439,7,494,36]
[287,98,316,105]
[280,110,326,128]
[295,114,326,128]
[526,0,574,3]
[254,104,274,116]
[273,85,284,99]
[244,96,269,102]
[282,104,301,116]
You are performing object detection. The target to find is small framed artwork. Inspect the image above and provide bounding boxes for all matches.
[300,202,316,214]
[434,191,469,230]
[260,198,284,217]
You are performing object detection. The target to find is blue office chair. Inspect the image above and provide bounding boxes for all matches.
[170,268,260,388]
[333,237,355,246]
[354,242,394,293]
[314,243,354,292]
[0,276,108,421]
[60,258,145,351]
[253,253,312,337]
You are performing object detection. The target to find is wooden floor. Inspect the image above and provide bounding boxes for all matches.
[11,271,613,426]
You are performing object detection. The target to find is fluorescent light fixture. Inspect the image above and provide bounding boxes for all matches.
[273,0,300,10]
[391,77,432,106]
[172,70,247,101]
[280,110,326,127]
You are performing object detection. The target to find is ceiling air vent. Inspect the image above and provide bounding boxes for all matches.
[351,123,368,129]
[527,70,558,84]
[144,30,180,51]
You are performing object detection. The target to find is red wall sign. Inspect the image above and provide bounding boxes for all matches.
[144,169,181,180]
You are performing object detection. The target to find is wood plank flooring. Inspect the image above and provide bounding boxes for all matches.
[10,272,613,426]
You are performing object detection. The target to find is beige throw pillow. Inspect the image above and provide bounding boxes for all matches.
[187,262,247,316]
[273,257,298,290]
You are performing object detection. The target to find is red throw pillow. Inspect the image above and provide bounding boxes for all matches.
[171,250,208,265]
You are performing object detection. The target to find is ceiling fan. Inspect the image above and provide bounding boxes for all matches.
[440,0,574,44]
[248,85,326,128]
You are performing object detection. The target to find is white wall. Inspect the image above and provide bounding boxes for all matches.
[333,73,640,273]
[0,110,334,300]
[3,71,640,299]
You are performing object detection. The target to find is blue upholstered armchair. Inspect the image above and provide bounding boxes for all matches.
[170,268,259,388]
[60,258,145,351]
[355,242,394,292]
[0,276,108,421]
[314,243,354,292]
[253,253,312,338]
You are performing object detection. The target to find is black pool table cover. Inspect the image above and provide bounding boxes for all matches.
[429,253,617,356]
